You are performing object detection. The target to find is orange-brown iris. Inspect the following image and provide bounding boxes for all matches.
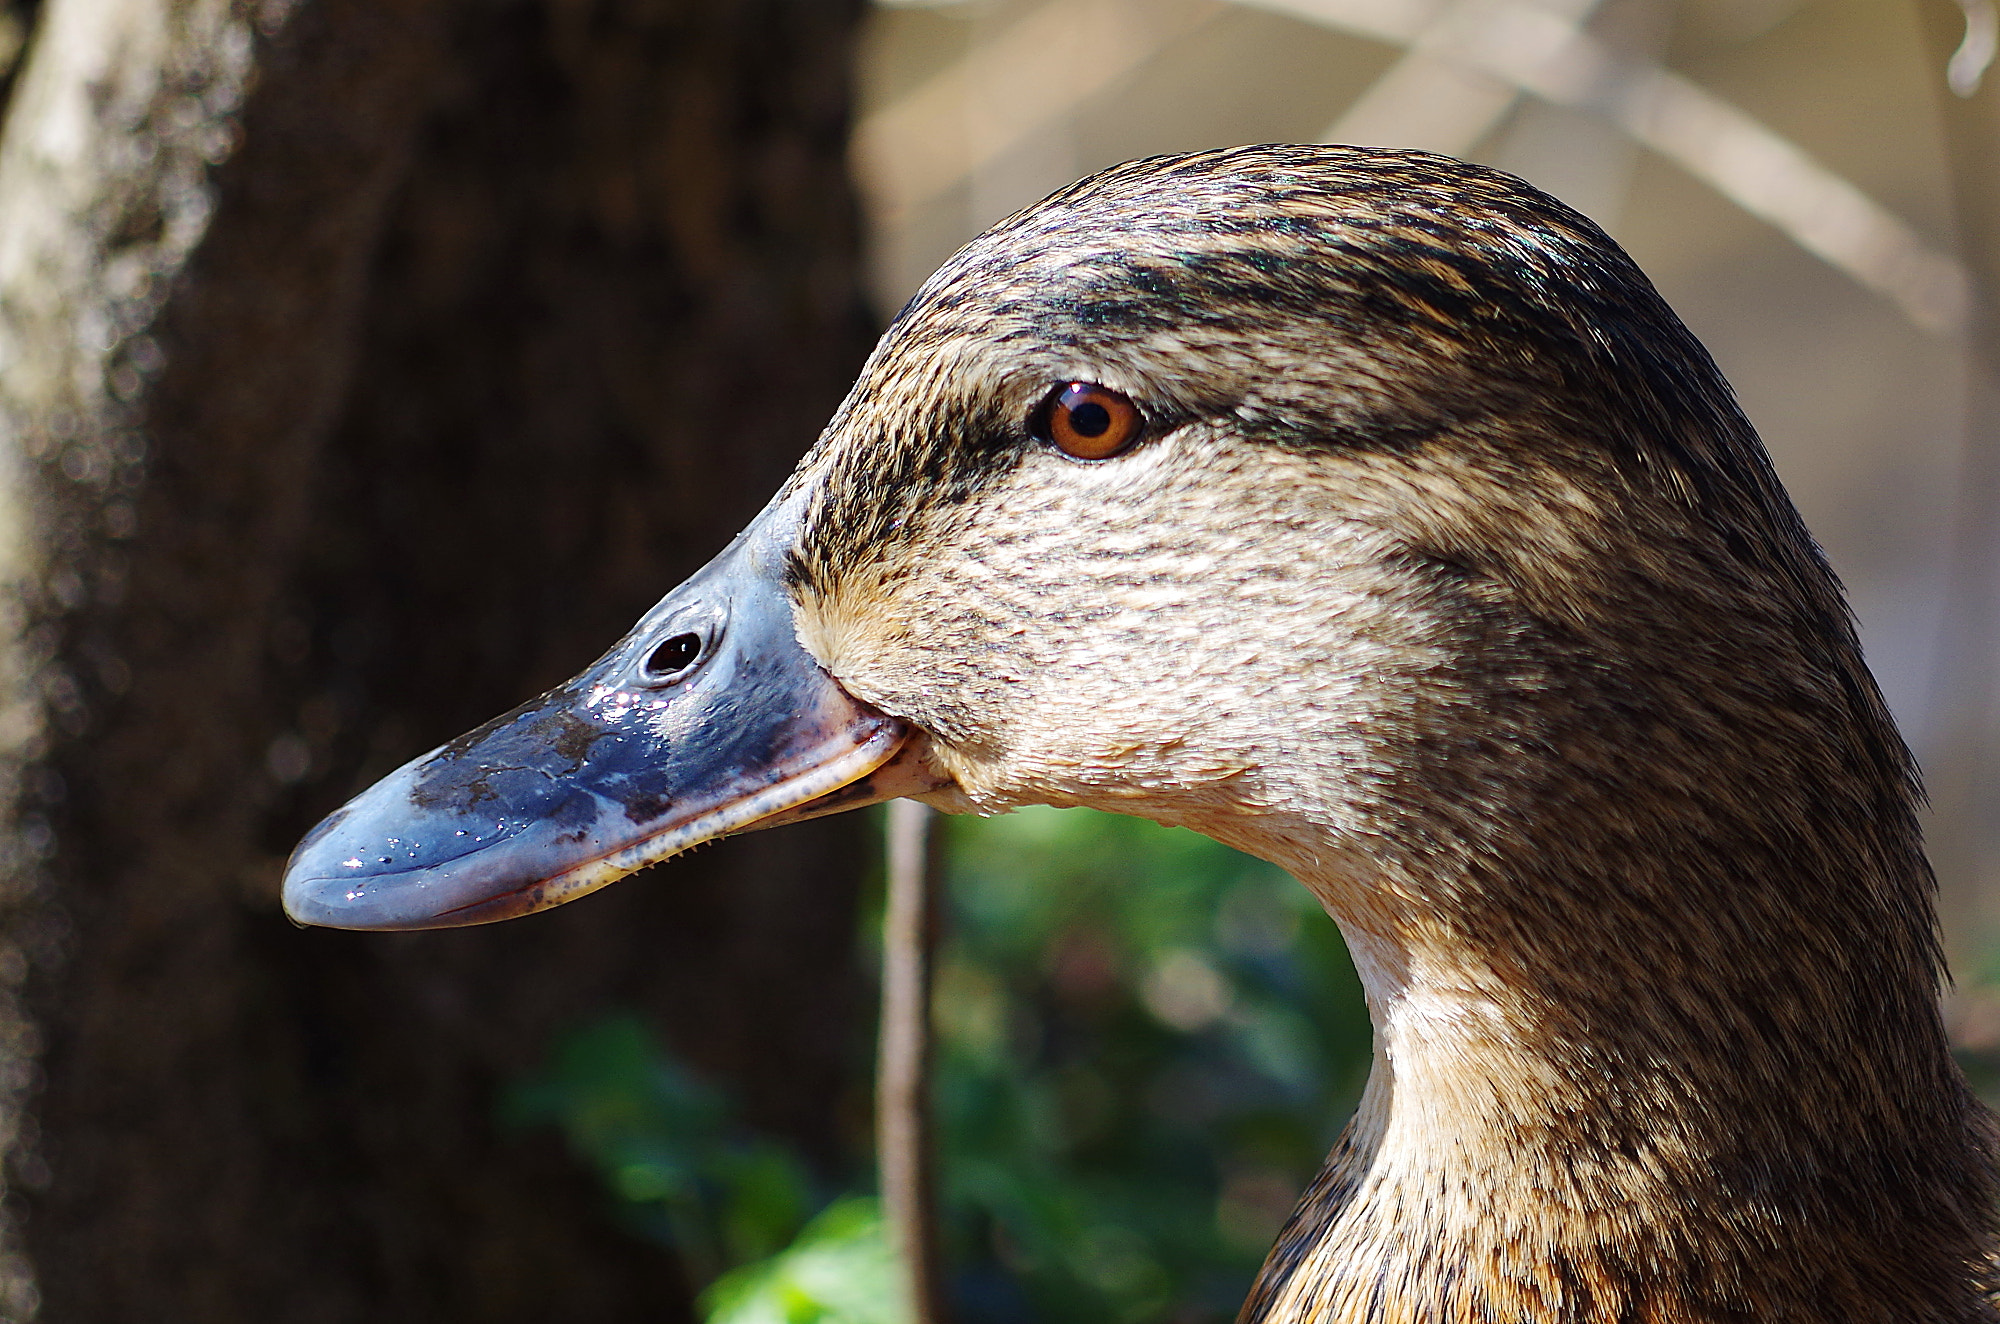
[1038,382,1142,460]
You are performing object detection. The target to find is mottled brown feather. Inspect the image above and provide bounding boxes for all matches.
[777,145,1999,1322]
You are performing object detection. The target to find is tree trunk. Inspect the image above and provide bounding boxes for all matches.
[0,0,875,1318]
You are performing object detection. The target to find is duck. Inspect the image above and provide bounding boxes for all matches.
[282,144,2000,1322]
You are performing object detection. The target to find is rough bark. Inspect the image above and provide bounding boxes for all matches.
[0,0,875,1318]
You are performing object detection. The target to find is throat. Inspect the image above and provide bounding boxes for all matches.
[1243,930,1681,1323]
[1236,917,1999,1324]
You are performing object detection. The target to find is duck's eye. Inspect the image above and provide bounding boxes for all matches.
[1036,382,1142,460]
[644,632,703,682]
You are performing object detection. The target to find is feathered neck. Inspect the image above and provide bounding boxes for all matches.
[1226,638,1999,1322]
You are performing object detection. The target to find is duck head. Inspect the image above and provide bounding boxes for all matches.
[286,142,1872,942]
[286,144,1997,1317]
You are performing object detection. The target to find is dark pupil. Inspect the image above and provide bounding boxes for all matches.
[648,632,701,677]
[1067,401,1112,437]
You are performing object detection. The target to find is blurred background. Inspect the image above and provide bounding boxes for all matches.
[0,0,1992,1320]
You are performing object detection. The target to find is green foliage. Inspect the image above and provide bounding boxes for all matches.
[1950,949,2000,1108]
[702,1198,908,1324]
[500,1014,815,1285]
[929,807,1370,1323]
[504,806,1375,1323]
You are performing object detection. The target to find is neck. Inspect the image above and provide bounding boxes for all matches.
[1235,843,1999,1324]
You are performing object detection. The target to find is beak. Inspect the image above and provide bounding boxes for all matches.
[282,493,937,931]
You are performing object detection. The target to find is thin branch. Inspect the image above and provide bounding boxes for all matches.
[1290,0,1971,335]
[878,798,948,1324]
[1914,0,2000,984]
[858,0,1970,337]
[851,0,1225,223]
[1324,0,1606,157]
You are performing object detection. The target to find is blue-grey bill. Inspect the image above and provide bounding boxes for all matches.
[282,492,915,931]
